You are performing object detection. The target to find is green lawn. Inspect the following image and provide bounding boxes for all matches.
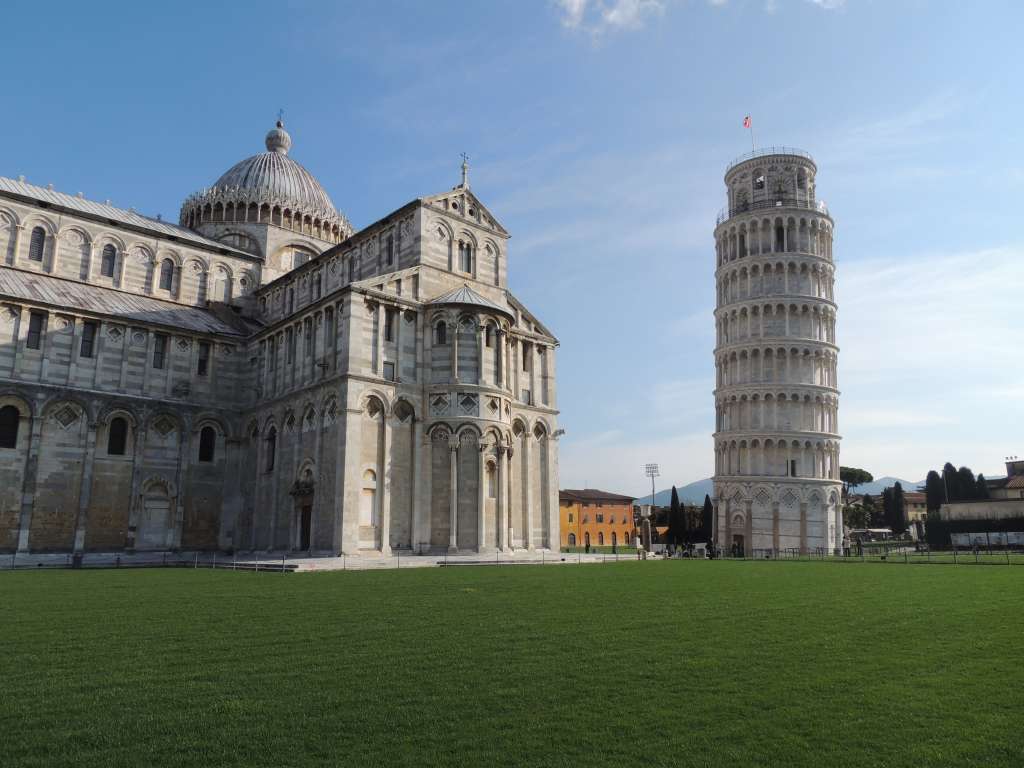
[2,562,1023,767]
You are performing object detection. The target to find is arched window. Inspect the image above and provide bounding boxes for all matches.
[611,532,617,547]
[0,405,19,448]
[568,533,577,547]
[598,532,605,546]
[100,244,116,277]
[265,427,277,471]
[28,227,45,262]
[198,426,216,462]
[435,321,447,345]
[107,417,128,456]
[159,259,174,291]
[584,532,591,547]
[459,241,474,273]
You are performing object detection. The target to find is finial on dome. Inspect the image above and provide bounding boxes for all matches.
[265,114,292,155]
[460,152,470,189]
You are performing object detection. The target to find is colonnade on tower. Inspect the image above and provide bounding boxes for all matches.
[711,148,842,555]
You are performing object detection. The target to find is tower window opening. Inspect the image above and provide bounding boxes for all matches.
[28,227,45,262]
[754,175,765,190]
[0,405,20,448]
[159,259,174,291]
[107,417,128,456]
[100,244,116,277]
[198,426,216,462]
[435,322,447,345]
[80,321,97,358]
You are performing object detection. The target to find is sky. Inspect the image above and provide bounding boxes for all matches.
[1,0,1021,497]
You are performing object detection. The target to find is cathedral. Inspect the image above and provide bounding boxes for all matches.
[0,122,561,556]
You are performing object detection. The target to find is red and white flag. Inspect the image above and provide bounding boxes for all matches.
[743,115,752,129]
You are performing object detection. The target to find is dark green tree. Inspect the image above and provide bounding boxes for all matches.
[840,466,874,501]
[942,462,959,502]
[881,487,895,531]
[976,474,990,500]
[892,482,908,534]
[668,486,682,547]
[843,501,871,529]
[701,494,714,542]
[862,494,882,527]
[957,466,977,501]
[925,470,944,512]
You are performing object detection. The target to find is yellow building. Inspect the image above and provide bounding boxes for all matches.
[559,489,636,550]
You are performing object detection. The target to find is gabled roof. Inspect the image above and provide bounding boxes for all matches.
[422,186,509,237]
[0,268,244,336]
[429,283,511,316]
[0,176,255,260]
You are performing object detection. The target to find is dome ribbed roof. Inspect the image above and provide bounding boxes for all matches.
[181,121,352,239]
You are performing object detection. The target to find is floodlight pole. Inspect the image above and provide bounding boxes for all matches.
[644,463,660,551]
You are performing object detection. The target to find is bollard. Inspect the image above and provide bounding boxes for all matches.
[397,548,400,570]
[212,552,217,570]
[952,547,957,564]
[233,551,237,571]
[282,554,286,573]
[194,552,198,569]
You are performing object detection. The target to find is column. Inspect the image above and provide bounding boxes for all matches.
[338,405,362,555]
[379,416,392,555]
[497,330,506,389]
[394,307,402,382]
[172,417,190,549]
[410,418,423,552]
[415,311,425,384]
[495,444,507,552]
[477,442,486,551]
[448,438,458,552]
[16,414,43,553]
[524,434,534,550]
[744,500,753,556]
[125,420,150,550]
[772,501,780,552]
[451,318,459,382]
[72,419,99,553]
[66,316,82,384]
[376,304,384,377]
[506,445,515,549]
[799,501,808,554]
[478,321,485,385]
[417,426,432,552]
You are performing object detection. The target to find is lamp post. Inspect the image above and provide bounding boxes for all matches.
[644,463,659,551]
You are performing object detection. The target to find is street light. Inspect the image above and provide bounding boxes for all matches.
[644,464,659,551]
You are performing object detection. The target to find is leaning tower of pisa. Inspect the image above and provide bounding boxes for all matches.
[711,148,842,556]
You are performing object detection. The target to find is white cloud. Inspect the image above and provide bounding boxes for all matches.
[555,0,666,36]
[556,0,589,28]
[806,0,846,8]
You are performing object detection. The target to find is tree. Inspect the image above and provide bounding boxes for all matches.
[957,466,977,501]
[840,466,874,502]
[976,474,990,500]
[892,482,908,535]
[667,486,682,547]
[942,462,959,502]
[843,501,871,530]
[862,494,882,528]
[881,487,895,531]
[701,494,714,543]
[925,470,944,512]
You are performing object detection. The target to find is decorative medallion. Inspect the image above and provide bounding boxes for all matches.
[458,393,479,416]
[152,416,176,437]
[53,405,79,428]
[131,331,147,346]
[176,338,191,351]
[430,394,450,417]
[107,326,123,342]
[61,230,84,246]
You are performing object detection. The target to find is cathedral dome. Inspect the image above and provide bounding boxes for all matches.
[180,121,352,244]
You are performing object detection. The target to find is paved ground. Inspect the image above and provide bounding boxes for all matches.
[0,548,651,572]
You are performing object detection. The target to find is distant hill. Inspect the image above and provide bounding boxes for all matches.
[634,475,925,505]
[855,476,924,494]
[635,478,714,506]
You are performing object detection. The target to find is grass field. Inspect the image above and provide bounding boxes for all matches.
[3,562,1023,767]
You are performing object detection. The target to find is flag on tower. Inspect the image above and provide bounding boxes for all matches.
[743,115,751,129]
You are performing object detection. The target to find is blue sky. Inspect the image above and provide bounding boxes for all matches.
[2,0,1021,496]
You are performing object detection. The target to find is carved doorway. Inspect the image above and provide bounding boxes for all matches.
[299,505,312,551]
